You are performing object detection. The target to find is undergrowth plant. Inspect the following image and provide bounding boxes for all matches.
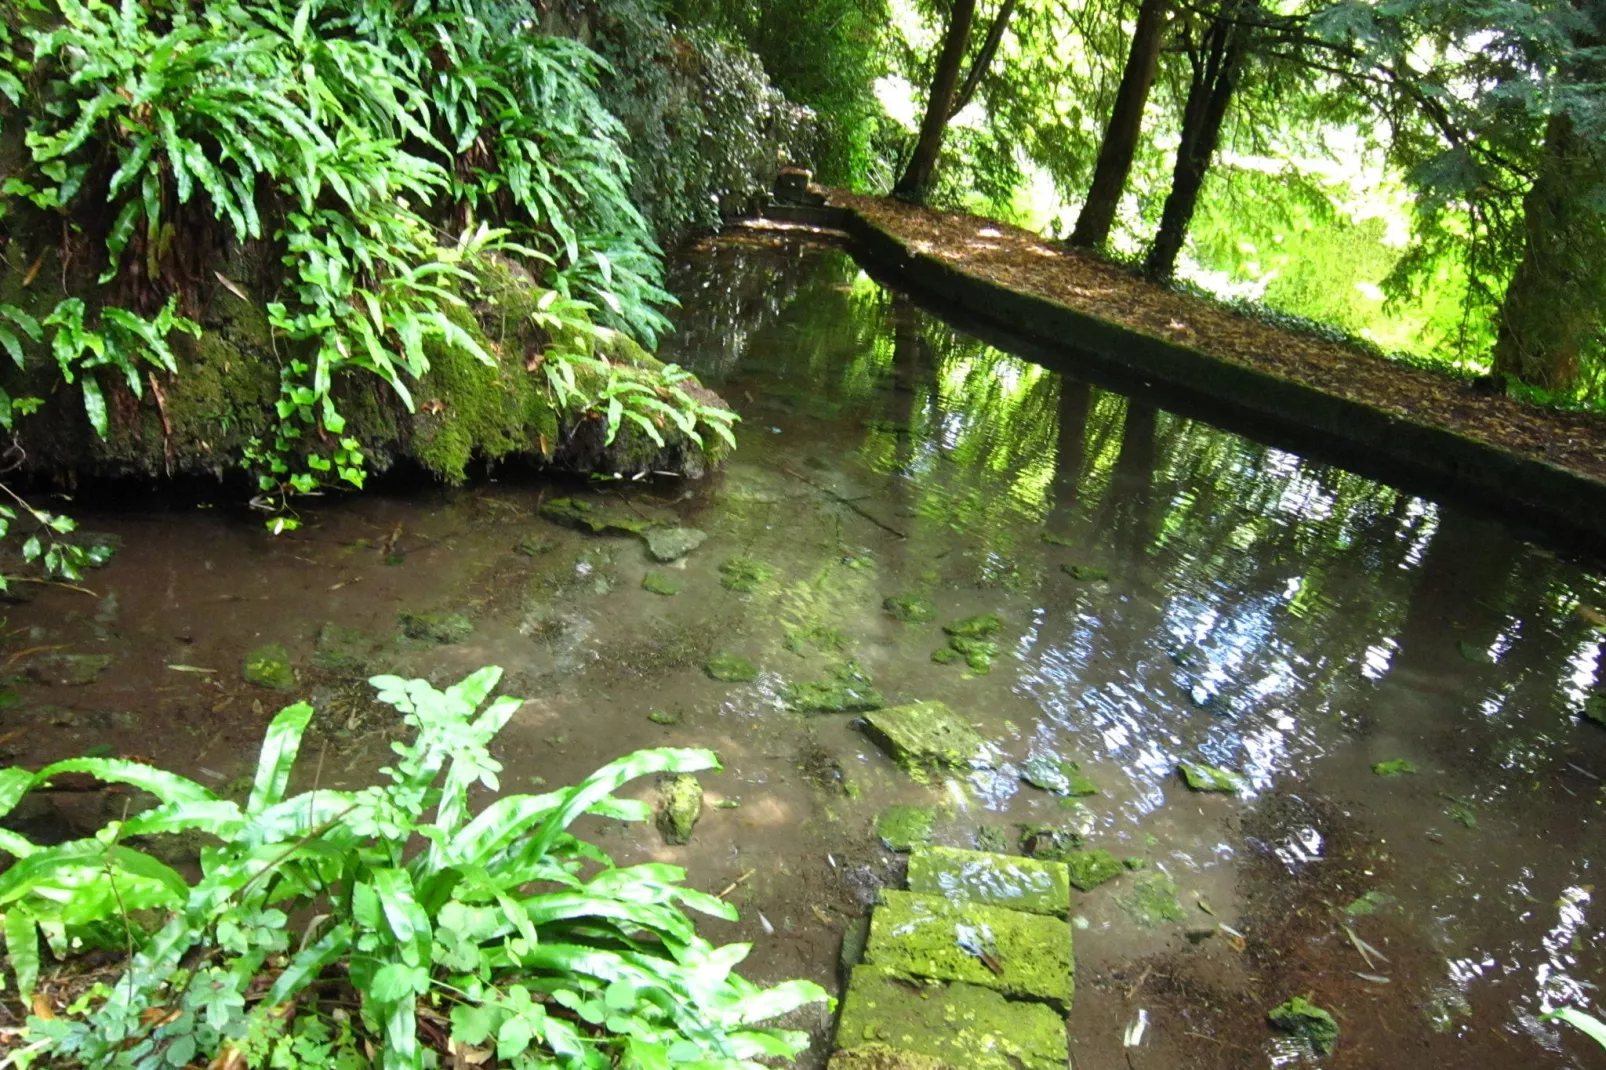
[0,666,825,1069]
[0,0,731,535]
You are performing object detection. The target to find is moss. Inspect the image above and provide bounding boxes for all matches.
[1062,564,1108,581]
[942,614,1002,640]
[644,527,707,562]
[783,623,847,657]
[1267,996,1339,1056]
[647,709,680,726]
[399,612,473,645]
[974,825,1010,853]
[930,647,960,665]
[541,497,657,535]
[1585,696,1606,727]
[946,636,996,674]
[242,644,294,690]
[783,659,883,712]
[718,555,774,592]
[906,846,1071,916]
[25,654,113,687]
[656,774,702,845]
[1371,759,1417,776]
[1017,825,1082,862]
[1177,760,1244,793]
[1039,533,1074,547]
[1062,849,1124,892]
[1020,756,1098,797]
[863,891,1074,1009]
[1117,873,1186,928]
[312,623,375,674]
[641,570,683,596]
[875,805,935,852]
[705,652,758,682]
[861,701,994,780]
[834,967,1068,1070]
[883,595,936,623]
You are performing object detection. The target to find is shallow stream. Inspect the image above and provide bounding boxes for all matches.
[4,235,1605,1068]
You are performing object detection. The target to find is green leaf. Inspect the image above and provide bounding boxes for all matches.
[1546,1007,1606,1050]
[369,961,429,1002]
[32,757,215,806]
[81,375,107,437]
[3,909,39,1000]
[247,701,313,812]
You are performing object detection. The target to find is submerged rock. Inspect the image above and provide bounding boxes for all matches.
[718,555,774,592]
[26,653,113,687]
[1177,759,1245,793]
[242,644,294,690]
[514,537,557,557]
[1585,696,1606,727]
[883,594,936,623]
[906,845,1071,916]
[647,709,681,726]
[860,700,994,780]
[541,497,656,536]
[645,526,707,562]
[656,774,702,845]
[834,967,1067,1070]
[945,635,997,673]
[705,652,758,682]
[942,614,1002,640]
[1020,755,1098,797]
[1062,849,1124,891]
[312,623,375,674]
[1371,759,1417,776]
[930,647,960,665]
[1018,823,1081,862]
[1039,532,1074,547]
[641,570,683,596]
[1267,995,1339,1057]
[863,890,1074,1009]
[875,804,935,852]
[399,611,473,645]
[783,659,883,712]
[1062,564,1108,581]
[1118,872,1186,927]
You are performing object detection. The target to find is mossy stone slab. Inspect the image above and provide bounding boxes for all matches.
[1062,849,1124,892]
[540,497,656,536]
[828,1045,958,1070]
[834,966,1068,1070]
[876,805,935,852]
[864,891,1073,1009]
[906,846,1070,916]
[860,701,995,779]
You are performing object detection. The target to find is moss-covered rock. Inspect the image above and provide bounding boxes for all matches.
[1371,759,1417,776]
[861,701,995,780]
[1583,695,1606,727]
[1062,564,1108,581]
[1062,849,1124,892]
[863,891,1074,1009]
[242,644,294,690]
[945,636,997,674]
[399,612,474,645]
[1019,755,1098,797]
[25,653,113,687]
[1178,760,1245,793]
[783,659,883,712]
[541,497,657,536]
[718,555,774,592]
[656,774,702,845]
[906,846,1071,916]
[875,805,935,852]
[1017,824,1082,862]
[828,1044,959,1070]
[311,623,376,674]
[1267,995,1339,1056]
[942,614,1002,640]
[641,570,682,596]
[705,652,758,682]
[644,527,707,562]
[883,595,936,623]
[833,967,1068,1070]
[1117,872,1186,927]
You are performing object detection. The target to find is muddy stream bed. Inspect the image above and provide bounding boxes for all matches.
[3,236,1604,1068]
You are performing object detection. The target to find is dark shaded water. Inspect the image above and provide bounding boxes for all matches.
[3,236,1604,1067]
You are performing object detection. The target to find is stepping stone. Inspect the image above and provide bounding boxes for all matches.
[835,966,1067,1070]
[906,846,1070,916]
[860,701,995,780]
[863,891,1073,1009]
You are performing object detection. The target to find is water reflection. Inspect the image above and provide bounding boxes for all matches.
[664,237,1606,1062]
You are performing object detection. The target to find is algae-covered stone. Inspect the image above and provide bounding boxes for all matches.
[783,623,847,656]
[784,659,883,712]
[884,595,936,623]
[1118,872,1186,927]
[399,611,473,645]
[946,636,997,673]
[647,709,680,726]
[1018,824,1081,862]
[1267,995,1339,1056]
[1457,639,1494,664]
[1178,759,1244,793]
[1062,849,1124,892]
[656,774,702,845]
[541,497,655,535]
[875,805,935,852]
[834,966,1067,1070]
[514,536,557,557]
[1062,564,1108,581]
[645,527,707,562]
[641,571,683,596]
[26,653,113,687]
[242,644,294,690]
[705,653,758,682]
[1039,532,1074,547]
[863,891,1074,1009]
[719,556,773,592]
[1020,755,1098,797]
[839,914,871,977]
[312,623,373,674]
[1371,759,1417,776]
[828,1045,959,1070]
[974,825,1010,853]
[942,614,1002,640]
[861,701,994,779]
[906,846,1070,916]
[930,647,960,665]
[1344,890,1396,917]
[1584,695,1606,727]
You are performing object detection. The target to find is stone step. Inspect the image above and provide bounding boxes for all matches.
[862,890,1074,1010]
[906,845,1071,916]
[834,965,1068,1070]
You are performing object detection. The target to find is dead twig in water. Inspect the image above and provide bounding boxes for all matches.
[716,870,755,900]
[1126,963,1153,1001]
[775,463,906,540]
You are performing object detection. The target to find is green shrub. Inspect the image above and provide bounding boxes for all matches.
[0,667,826,1069]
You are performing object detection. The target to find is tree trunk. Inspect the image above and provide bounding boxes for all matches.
[893,0,979,203]
[948,0,1018,119]
[1491,0,1606,393]
[1142,1,1252,281]
[1070,0,1170,249]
